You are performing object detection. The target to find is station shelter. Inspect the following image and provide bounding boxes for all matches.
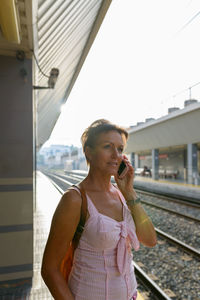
[126,100,200,185]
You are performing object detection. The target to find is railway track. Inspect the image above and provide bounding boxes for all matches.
[45,172,200,260]
[136,189,200,209]
[43,171,200,299]
[138,198,200,223]
[46,170,200,222]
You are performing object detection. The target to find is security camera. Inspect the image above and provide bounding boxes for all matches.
[48,68,59,88]
[33,68,59,90]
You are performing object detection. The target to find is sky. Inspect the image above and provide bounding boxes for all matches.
[43,0,200,148]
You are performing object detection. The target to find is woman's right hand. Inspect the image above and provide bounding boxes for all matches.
[115,155,137,200]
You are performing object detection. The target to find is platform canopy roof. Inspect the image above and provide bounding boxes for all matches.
[126,101,200,154]
[0,0,112,149]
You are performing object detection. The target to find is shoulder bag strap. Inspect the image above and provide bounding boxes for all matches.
[71,184,87,228]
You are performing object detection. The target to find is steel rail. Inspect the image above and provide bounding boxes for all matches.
[141,200,200,223]
[156,228,200,260]
[133,262,173,300]
[64,170,200,205]
[46,172,200,254]
[53,171,200,222]
[45,171,200,222]
[135,189,200,209]
[64,170,200,206]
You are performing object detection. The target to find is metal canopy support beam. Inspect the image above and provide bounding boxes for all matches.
[135,154,139,169]
[152,149,159,180]
[187,143,198,184]
[131,153,135,168]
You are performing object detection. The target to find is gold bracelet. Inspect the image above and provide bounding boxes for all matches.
[126,197,141,206]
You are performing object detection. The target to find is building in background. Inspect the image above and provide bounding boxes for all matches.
[126,100,200,185]
[38,144,87,171]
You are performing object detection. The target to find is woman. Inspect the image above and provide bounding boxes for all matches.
[41,119,157,300]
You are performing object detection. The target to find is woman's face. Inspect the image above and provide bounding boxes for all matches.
[88,130,126,176]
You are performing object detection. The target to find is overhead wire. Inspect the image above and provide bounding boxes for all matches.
[162,80,200,107]
[177,10,200,34]
[174,81,200,99]
[32,50,50,78]
[171,6,200,102]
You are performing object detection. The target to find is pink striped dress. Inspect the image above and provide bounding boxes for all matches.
[68,186,140,300]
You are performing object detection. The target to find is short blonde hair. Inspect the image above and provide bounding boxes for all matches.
[81,119,128,162]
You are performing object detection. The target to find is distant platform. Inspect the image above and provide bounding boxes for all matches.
[68,170,200,202]
[134,176,200,202]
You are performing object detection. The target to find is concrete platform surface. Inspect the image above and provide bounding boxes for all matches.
[134,176,200,201]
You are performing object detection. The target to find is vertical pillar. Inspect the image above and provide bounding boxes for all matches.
[0,55,33,282]
[183,149,187,182]
[152,149,159,180]
[134,154,139,169]
[130,152,135,168]
[187,143,198,184]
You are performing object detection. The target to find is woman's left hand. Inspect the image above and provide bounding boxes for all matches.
[114,156,137,199]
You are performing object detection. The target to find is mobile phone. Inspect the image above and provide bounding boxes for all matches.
[118,160,128,178]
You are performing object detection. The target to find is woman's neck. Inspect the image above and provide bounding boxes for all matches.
[83,168,112,192]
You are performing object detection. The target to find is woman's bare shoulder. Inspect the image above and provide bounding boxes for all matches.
[63,187,82,201]
[42,187,83,264]
[54,188,82,218]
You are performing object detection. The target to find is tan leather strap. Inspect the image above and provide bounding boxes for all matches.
[76,185,87,227]
[71,184,87,232]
